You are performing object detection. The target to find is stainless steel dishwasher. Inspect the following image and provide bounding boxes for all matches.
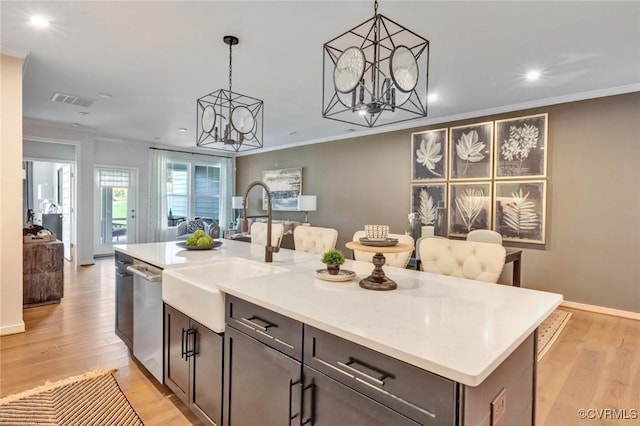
[127,261,163,383]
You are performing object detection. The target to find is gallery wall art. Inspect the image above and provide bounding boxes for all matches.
[450,121,493,181]
[409,113,550,242]
[410,183,446,226]
[495,113,548,179]
[411,128,448,181]
[494,180,547,244]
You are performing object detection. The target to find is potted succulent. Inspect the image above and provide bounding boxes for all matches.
[321,249,345,275]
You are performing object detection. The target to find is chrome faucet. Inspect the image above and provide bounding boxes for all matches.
[242,181,280,262]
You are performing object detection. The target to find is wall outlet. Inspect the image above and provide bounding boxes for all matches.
[491,388,507,425]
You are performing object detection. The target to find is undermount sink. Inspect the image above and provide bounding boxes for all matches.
[162,258,289,333]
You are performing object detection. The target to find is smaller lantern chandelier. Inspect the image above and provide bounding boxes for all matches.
[197,36,263,152]
[322,0,429,128]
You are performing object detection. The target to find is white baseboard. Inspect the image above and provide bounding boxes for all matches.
[561,300,640,321]
[1,321,26,336]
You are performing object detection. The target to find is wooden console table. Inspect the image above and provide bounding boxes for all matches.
[23,240,64,307]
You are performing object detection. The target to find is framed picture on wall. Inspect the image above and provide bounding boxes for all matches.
[494,180,546,244]
[494,113,548,179]
[261,167,302,211]
[411,128,448,181]
[448,182,492,237]
[449,122,493,180]
[410,183,447,226]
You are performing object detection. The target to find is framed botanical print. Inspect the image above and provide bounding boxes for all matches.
[410,183,447,226]
[449,121,493,180]
[261,167,302,211]
[448,182,492,237]
[494,180,547,244]
[495,113,548,179]
[411,128,448,181]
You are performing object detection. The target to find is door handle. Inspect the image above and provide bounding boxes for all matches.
[185,328,197,360]
[181,328,187,361]
[288,379,301,425]
[301,382,314,425]
[239,316,275,332]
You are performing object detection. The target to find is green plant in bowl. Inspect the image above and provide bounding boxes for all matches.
[321,249,345,275]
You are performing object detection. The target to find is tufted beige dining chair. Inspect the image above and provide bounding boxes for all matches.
[417,238,506,283]
[466,229,503,245]
[250,222,285,247]
[293,226,338,254]
[352,231,414,269]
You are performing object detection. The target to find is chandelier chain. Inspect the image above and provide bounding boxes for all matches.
[228,41,233,94]
[374,0,378,15]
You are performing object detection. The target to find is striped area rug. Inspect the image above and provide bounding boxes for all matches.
[537,309,572,361]
[0,369,143,425]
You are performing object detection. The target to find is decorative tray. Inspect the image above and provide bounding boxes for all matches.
[315,269,356,282]
[359,237,399,247]
[176,241,223,250]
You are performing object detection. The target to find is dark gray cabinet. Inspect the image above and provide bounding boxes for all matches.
[224,296,303,426]
[304,326,456,426]
[302,366,420,426]
[224,327,301,426]
[165,304,223,426]
[114,252,134,350]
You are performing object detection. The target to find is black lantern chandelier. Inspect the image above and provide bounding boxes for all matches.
[197,36,263,152]
[322,0,429,128]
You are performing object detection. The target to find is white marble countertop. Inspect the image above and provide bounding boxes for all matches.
[217,259,562,386]
[114,240,318,269]
[115,241,562,386]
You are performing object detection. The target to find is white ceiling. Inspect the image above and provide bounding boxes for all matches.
[2,1,639,155]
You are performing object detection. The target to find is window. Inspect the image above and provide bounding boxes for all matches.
[166,162,221,220]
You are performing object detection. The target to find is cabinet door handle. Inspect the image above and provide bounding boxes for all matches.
[288,379,301,425]
[115,272,131,278]
[185,328,197,360]
[336,358,391,387]
[301,382,314,425]
[240,316,275,332]
[181,328,187,360]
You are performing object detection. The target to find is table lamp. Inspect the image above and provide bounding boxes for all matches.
[232,196,243,228]
[297,195,317,224]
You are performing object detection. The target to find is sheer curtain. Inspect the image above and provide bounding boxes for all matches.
[219,156,234,230]
[147,149,168,242]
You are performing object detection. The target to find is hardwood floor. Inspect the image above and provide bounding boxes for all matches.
[1,257,639,425]
[0,257,202,426]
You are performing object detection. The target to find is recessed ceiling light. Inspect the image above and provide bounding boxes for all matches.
[178,128,187,132]
[427,93,438,103]
[71,123,80,128]
[79,111,90,116]
[289,131,298,136]
[526,70,541,81]
[29,16,50,28]
[98,93,112,99]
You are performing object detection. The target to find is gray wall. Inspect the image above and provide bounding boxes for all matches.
[237,92,640,313]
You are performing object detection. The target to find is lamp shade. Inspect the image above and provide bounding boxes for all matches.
[232,196,244,209]
[297,195,317,212]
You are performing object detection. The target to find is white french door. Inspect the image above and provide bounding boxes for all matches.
[94,167,138,256]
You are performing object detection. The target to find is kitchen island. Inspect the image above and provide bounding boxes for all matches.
[115,240,561,426]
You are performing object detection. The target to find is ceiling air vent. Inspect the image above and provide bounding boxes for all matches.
[50,92,94,108]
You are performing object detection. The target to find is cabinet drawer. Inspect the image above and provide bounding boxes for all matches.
[226,295,303,361]
[115,251,134,273]
[304,326,457,426]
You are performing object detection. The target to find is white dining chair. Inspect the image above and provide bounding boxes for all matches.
[466,229,503,245]
[293,226,338,254]
[352,231,414,269]
[250,222,285,247]
[417,238,506,283]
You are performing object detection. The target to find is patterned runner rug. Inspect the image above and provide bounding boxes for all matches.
[0,369,143,425]
[537,309,572,361]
